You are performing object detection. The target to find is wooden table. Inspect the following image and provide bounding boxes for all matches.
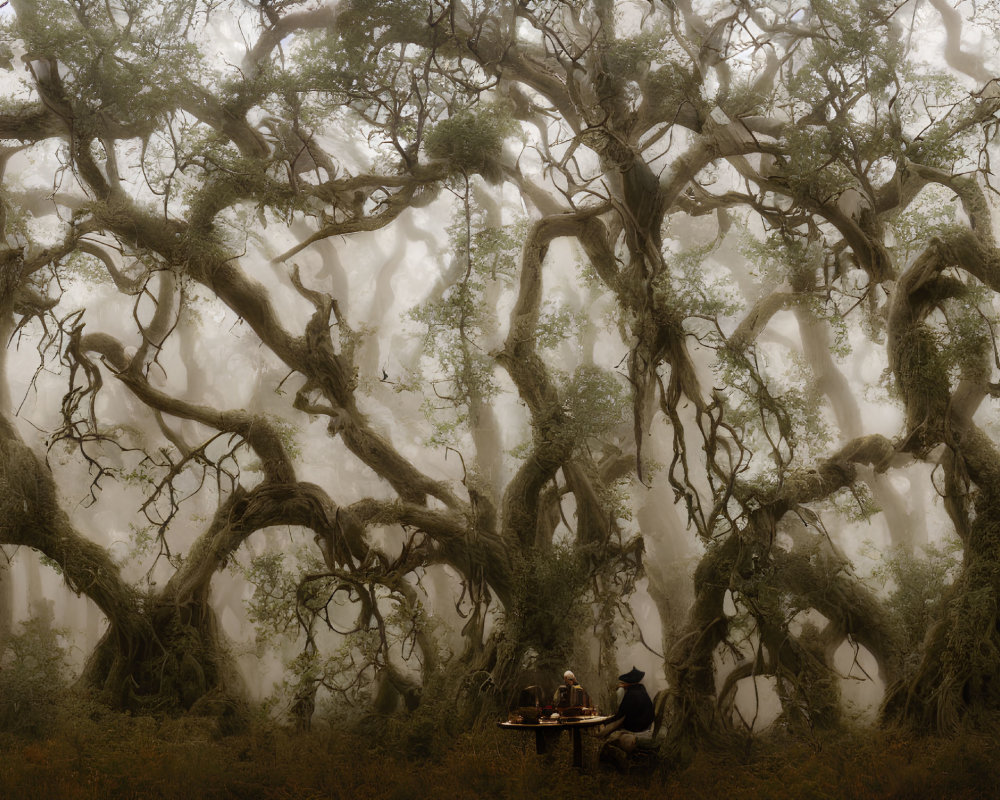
[497,715,612,768]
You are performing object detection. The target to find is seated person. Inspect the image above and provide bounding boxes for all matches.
[515,685,545,720]
[553,670,588,709]
[599,666,655,754]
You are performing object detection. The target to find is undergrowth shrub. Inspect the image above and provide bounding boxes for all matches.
[369,665,477,761]
[1,706,1000,798]
[872,542,960,653]
[0,615,70,736]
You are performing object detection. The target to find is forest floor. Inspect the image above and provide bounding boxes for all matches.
[1,700,998,799]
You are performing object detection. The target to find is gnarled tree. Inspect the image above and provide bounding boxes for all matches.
[1,0,1000,751]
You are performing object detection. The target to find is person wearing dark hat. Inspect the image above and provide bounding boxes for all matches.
[598,666,655,766]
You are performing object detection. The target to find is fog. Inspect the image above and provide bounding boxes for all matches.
[1,0,1000,796]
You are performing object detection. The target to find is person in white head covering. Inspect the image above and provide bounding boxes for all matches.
[553,669,586,706]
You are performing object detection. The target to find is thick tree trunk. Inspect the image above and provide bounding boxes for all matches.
[762,618,842,731]
[666,439,898,754]
[883,485,1000,730]
[80,593,240,715]
[663,532,739,760]
[0,413,241,714]
[882,228,1000,731]
[0,551,10,646]
[773,541,903,689]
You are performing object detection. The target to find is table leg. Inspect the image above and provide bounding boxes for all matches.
[534,728,547,755]
[572,728,583,768]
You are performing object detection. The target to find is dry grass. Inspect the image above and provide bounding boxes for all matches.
[1,702,998,800]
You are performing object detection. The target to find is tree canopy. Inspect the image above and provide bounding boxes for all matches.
[2,0,1000,756]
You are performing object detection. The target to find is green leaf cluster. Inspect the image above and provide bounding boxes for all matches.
[501,543,592,670]
[887,187,959,264]
[644,61,707,120]
[424,103,518,180]
[778,125,855,202]
[713,343,807,473]
[940,288,994,385]
[10,0,204,131]
[411,209,524,443]
[558,365,629,448]
[240,550,321,643]
[534,301,580,350]
[786,0,902,110]
[0,616,70,736]
[872,542,960,651]
[655,239,742,318]
[602,29,667,78]
[741,233,819,290]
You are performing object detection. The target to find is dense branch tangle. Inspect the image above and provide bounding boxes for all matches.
[0,0,999,745]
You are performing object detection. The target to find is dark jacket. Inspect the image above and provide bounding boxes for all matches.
[611,683,654,732]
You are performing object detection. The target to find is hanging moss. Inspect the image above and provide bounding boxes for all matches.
[892,323,951,443]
